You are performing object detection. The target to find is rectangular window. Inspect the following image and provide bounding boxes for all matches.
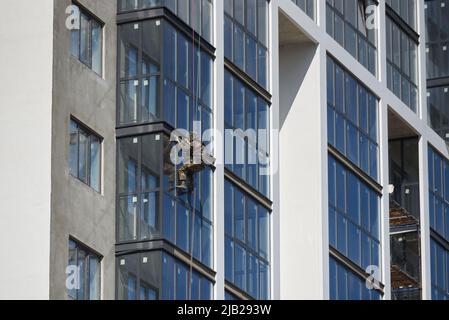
[224,71,271,197]
[327,56,379,181]
[224,0,270,90]
[430,237,449,300]
[329,256,381,300]
[118,0,213,44]
[117,133,213,268]
[386,16,418,112]
[427,86,449,142]
[70,5,103,75]
[428,146,449,243]
[118,251,212,300]
[328,156,381,271]
[68,239,101,300]
[118,19,213,129]
[386,0,417,30]
[426,0,449,80]
[292,0,315,19]
[224,179,271,299]
[326,0,378,75]
[69,118,102,192]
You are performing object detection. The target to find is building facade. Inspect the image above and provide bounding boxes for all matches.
[0,0,448,300]
[425,0,449,300]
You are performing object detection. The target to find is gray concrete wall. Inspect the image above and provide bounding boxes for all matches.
[50,0,117,299]
[0,0,54,300]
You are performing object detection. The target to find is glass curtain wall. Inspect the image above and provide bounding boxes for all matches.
[386,0,417,30]
[118,20,213,129]
[118,0,213,43]
[224,0,269,89]
[327,57,379,182]
[426,0,449,141]
[327,56,382,300]
[386,17,419,112]
[326,0,378,75]
[223,0,272,300]
[117,251,213,300]
[116,3,215,300]
[224,180,270,299]
[428,146,449,300]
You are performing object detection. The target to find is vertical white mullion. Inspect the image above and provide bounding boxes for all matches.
[378,0,392,301]
[317,0,326,31]
[418,0,432,300]
[269,0,280,300]
[319,44,330,301]
[417,0,428,123]
[379,97,391,300]
[378,0,388,87]
[318,0,329,301]
[420,137,432,299]
[214,0,225,300]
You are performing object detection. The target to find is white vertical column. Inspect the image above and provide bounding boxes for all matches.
[316,0,326,30]
[379,100,392,300]
[318,0,330,301]
[270,0,281,300]
[214,0,225,300]
[319,44,331,301]
[378,0,392,301]
[378,0,387,85]
[419,139,432,299]
[277,10,327,301]
[418,0,432,300]
[418,0,429,123]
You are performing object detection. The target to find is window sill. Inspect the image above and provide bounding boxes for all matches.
[69,54,104,80]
